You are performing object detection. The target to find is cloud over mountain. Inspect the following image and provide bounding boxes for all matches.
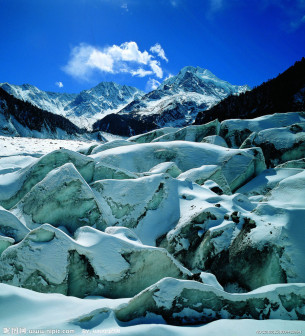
[63,41,167,81]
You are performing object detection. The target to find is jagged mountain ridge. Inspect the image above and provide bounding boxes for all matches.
[0,83,77,116]
[0,81,144,129]
[93,66,249,136]
[0,88,85,139]
[158,66,249,96]
[194,57,305,124]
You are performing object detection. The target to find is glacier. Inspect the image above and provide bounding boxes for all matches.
[0,110,305,334]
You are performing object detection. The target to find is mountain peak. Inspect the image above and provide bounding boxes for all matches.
[158,66,249,97]
[178,66,215,78]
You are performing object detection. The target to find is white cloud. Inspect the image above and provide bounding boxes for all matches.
[63,44,96,79]
[88,49,114,73]
[55,81,64,88]
[130,68,153,77]
[146,78,161,92]
[63,41,166,80]
[150,43,168,62]
[149,60,163,78]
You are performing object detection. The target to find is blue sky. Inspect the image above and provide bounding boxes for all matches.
[0,0,305,93]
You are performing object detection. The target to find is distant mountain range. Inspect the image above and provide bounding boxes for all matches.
[2,59,304,139]
[93,66,249,135]
[0,82,144,130]
[195,58,305,124]
[1,67,248,136]
[0,88,85,139]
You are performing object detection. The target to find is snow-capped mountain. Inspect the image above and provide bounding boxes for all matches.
[1,67,248,136]
[0,82,144,129]
[121,66,249,124]
[158,66,249,96]
[0,83,77,116]
[0,88,85,139]
[195,57,305,125]
[94,66,249,135]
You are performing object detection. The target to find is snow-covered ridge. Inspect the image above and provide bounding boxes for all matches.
[158,66,250,97]
[1,66,249,135]
[0,81,144,129]
[93,66,250,135]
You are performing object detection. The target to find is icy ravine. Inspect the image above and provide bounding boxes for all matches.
[0,110,305,333]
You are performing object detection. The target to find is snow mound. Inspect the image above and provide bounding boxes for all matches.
[91,141,266,192]
[158,190,255,273]
[152,120,220,143]
[91,174,182,245]
[2,283,304,334]
[77,143,99,155]
[241,123,305,167]
[91,140,133,155]
[276,158,305,169]
[116,277,305,324]
[220,112,305,148]
[201,135,228,147]
[0,155,38,174]
[236,168,304,197]
[93,162,138,181]
[128,127,180,143]
[0,224,190,298]
[178,165,231,195]
[12,163,105,233]
[149,162,182,178]
[0,206,29,242]
[0,148,95,209]
[201,170,305,290]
